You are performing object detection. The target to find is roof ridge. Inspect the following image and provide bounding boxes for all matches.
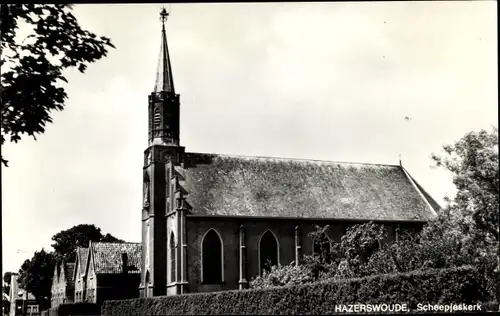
[186,151,400,167]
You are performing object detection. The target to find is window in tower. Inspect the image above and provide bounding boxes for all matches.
[154,107,161,129]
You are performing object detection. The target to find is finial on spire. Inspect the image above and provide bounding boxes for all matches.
[160,7,169,27]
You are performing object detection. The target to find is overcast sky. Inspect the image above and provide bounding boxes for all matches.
[2,2,497,275]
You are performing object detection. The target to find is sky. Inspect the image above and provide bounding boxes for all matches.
[2,2,498,275]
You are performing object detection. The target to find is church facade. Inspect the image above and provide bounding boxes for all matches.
[139,9,441,298]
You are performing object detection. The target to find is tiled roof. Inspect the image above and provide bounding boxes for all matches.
[90,242,142,275]
[76,247,89,277]
[63,262,75,288]
[53,264,60,282]
[177,153,439,221]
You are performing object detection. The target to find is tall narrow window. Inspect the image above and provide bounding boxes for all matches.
[154,107,161,129]
[201,229,223,284]
[170,233,176,283]
[259,230,279,275]
[145,270,150,297]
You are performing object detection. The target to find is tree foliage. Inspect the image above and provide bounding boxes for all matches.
[51,224,124,263]
[0,4,115,166]
[17,249,56,302]
[431,126,499,242]
[2,272,13,314]
[3,272,14,296]
[3,271,14,285]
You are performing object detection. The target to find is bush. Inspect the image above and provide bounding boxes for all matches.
[102,266,490,315]
[250,262,314,289]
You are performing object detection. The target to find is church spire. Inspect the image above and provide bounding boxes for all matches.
[154,7,175,94]
[147,7,182,148]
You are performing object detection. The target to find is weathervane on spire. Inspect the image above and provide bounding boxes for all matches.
[160,7,169,27]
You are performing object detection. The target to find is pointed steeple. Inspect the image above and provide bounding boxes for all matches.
[147,7,183,151]
[154,8,175,94]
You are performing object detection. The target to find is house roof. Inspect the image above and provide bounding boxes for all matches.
[63,262,75,287]
[53,263,60,284]
[176,153,440,221]
[90,242,142,275]
[76,247,89,278]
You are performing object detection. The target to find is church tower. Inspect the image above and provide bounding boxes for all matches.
[140,8,185,298]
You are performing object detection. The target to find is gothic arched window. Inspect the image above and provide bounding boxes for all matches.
[201,229,223,284]
[259,230,279,275]
[170,233,176,283]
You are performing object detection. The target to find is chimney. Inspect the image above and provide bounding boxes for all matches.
[121,253,128,274]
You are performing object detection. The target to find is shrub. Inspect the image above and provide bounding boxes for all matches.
[102,266,490,315]
[250,262,314,289]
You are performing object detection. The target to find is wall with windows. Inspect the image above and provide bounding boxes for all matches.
[165,211,178,295]
[184,217,419,293]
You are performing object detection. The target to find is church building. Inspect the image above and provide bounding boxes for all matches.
[140,8,441,298]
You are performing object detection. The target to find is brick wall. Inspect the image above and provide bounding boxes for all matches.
[184,216,423,293]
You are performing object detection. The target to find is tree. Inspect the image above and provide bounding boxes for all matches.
[2,272,14,295]
[336,222,387,267]
[51,224,124,263]
[1,4,115,167]
[363,128,499,299]
[17,249,56,302]
[100,233,124,243]
[431,126,499,243]
[2,272,13,315]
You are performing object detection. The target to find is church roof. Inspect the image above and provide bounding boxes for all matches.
[90,242,142,275]
[176,153,440,222]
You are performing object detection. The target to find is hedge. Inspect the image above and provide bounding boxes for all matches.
[102,266,495,315]
[41,303,101,316]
